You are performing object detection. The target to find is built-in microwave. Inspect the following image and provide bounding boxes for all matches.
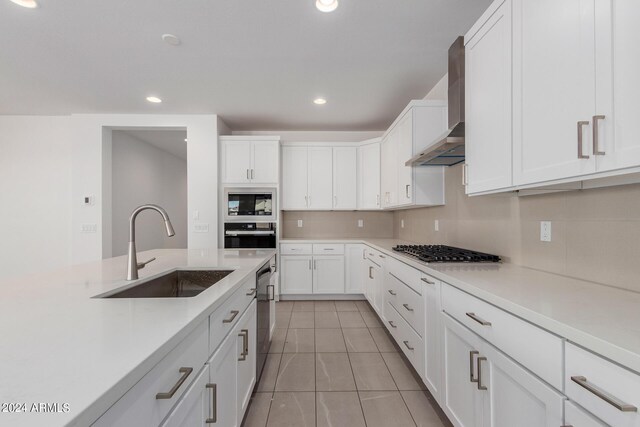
[224,187,277,222]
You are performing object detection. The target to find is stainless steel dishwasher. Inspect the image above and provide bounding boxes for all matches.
[255,255,275,382]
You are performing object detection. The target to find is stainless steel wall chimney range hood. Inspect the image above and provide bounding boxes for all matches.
[406,36,465,167]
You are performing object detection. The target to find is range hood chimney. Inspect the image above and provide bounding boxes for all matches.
[406,36,466,167]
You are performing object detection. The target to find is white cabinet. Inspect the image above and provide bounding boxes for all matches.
[206,330,238,427]
[345,244,366,293]
[364,258,383,314]
[380,129,398,208]
[464,0,513,194]
[280,255,313,294]
[332,146,357,210]
[357,141,381,209]
[313,255,345,294]
[422,274,442,402]
[220,137,279,184]
[564,401,606,427]
[281,146,309,210]
[236,301,257,422]
[307,147,333,209]
[396,113,414,206]
[160,367,210,427]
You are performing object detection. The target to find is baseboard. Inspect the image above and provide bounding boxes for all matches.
[279,294,366,301]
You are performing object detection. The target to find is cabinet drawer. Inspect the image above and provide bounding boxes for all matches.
[209,277,255,355]
[387,272,424,338]
[386,257,422,294]
[280,243,312,255]
[385,302,425,378]
[313,243,345,255]
[93,321,208,427]
[564,400,607,427]
[565,343,640,426]
[441,283,563,390]
[365,247,385,264]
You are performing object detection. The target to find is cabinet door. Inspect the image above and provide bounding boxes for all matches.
[380,132,398,208]
[221,141,252,184]
[369,262,383,315]
[280,255,313,294]
[481,341,564,427]
[364,260,376,307]
[208,330,239,427]
[332,146,357,210]
[423,278,442,402]
[396,113,414,206]
[345,244,366,293]
[281,146,308,210]
[160,367,209,427]
[236,302,257,422]
[465,0,513,194]
[357,143,381,209]
[307,147,333,209]
[251,141,279,183]
[442,314,484,427]
[512,0,597,185]
[313,255,345,294]
[594,0,640,172]
[564,401,607,427]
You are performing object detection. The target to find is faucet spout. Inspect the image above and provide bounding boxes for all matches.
[127,204,175,280]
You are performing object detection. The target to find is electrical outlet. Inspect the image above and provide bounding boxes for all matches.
[83,196,94,206]
[80,223,97,233]
[357,219,364,228]
[194,223,209,233]
[401,219,405,228]
[434,220,439,232]
[540,221,552,242]
[297,220,303,228]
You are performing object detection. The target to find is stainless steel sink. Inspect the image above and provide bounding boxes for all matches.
[102,270,234,298]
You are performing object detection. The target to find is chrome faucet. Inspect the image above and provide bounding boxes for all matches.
[127,204,175,280]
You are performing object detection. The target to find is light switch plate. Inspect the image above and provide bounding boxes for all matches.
[540,221,552,242]
[80,223,97,233]
[401,219,404,228]
[297,220,303,228]
[194,223,209,233]
[357,219,364,228]
[435,220,439,232]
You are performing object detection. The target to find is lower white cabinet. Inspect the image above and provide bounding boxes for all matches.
[280,255,313,294]
[345,244,366,293]
[236,301,257,422]
[160,367,211,427]
[564,400,606,427]
[422,273,442,402]
[441,314,564,427]
[313,255,345,293]
[205,329,239,427]
[280,244,348,295]
[364,257,383,315]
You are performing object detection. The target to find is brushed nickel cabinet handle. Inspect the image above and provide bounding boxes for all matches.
[477,356,487,390]
[242,328,249,355]
[560,425,574,427]
[246,288,257,296]
[388,320,397,328]
[246,169,250,179]
[156,367,193,399]
[378,254,386,259]
[238,330,249,361]
[376,194,380,206]
[403,340,414,351]
[309,259,312,270]
[469,350,479,383]
[405,184,410,199]
[388,290,397,296]
[593,115,606,155]
[421,277,435,285]
[362,249,366,260]
[571,376,637,412]
[403,303,414,312]
[369,266,373,279]
[205,383,217,423]
[577,121,590,159]
[466,312,491,326]
[223,310,240,324]
[313,260,317,270]
[251,169,255,179]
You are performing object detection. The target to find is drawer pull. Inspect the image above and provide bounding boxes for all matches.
[403,340,414,351]
[238,329,249,361]
[477,356,487,390]
[323,248,335,251]
[379,254,386,259]
[469,350,479,383]
[388,290,397,296]
[223,310,240,324]
[388,320,397,328]
[421,277,435,285]
[369,266,374,279]
[466,312,492,326]
[570,376,637,412]
[402,303,414,312]
[246,288,257,296]
[205,383,217,423]
[156,367,193,399]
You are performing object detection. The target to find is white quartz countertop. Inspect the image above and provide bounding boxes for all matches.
[0,248,275,427]
[281,238,640,374]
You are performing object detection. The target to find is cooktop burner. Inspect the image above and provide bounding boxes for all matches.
[392,245,501,263]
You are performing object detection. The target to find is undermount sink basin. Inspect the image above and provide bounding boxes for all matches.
[102,270,234,298]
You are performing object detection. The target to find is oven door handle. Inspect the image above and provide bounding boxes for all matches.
[225,230,276,236]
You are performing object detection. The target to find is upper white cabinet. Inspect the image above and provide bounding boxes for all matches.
[357,140,381,210]
[307,147,333,209]
[220,136,280,184]
[333,146,358,210]
[381,101,447,209]
[281,146,309,210]
[464,0,513,194]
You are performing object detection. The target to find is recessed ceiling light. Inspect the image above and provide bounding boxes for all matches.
[9,0,38,8]
[146,96,162,103]
[315,0,338,12]
[314,98,327,105]
[162,34,181,46]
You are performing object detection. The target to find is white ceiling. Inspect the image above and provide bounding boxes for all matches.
[0,0,491,131]
[117,129,188,160]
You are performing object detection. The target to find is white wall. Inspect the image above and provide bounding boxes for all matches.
[110,131,187,257]
[0,116,73,279]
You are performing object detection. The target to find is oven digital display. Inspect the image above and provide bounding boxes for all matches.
[228,193,273,216]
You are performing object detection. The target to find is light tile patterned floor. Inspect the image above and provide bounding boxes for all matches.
[242,300,451,427]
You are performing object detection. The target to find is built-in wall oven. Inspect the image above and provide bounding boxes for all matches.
[224,222,276,249]
[224,187,276,222]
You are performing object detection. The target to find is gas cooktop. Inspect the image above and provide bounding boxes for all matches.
[392,245,501,263]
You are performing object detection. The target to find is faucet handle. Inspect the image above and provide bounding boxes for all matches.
[137,257,157,270]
